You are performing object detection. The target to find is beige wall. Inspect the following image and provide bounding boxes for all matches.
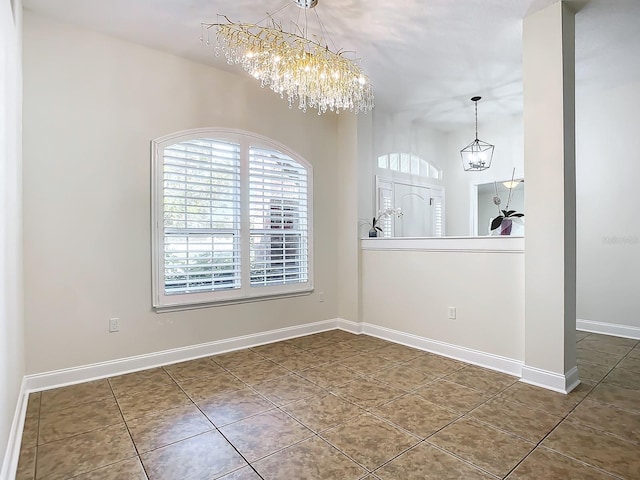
[1,0,24,473]
[576,80,640,330]
[22,12,342,374]
[361,244,525,361]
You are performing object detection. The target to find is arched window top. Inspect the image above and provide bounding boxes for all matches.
[377,153,441,180]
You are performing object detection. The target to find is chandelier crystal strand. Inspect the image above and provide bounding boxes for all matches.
[202,7,373,114]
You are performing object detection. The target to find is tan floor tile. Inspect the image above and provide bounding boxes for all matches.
[40,379,113,414]
[469,396,563,443]
[576,348,623,368]
[371,364,436,392]
[332,378,404,409]
[340,352,398,375]
[321,413,419,470]
[225,359,290,385]
[109,368,176,396]
[375,344,425,363]
[177,370,245,401]
[342,335,393,352]
[115,383,192,421]
[254,436,367,480]
[251,341,302,360]
[298,363,363,388]
[415,380,491,414]
[429,418,534,477]
[15,446,36,480]
[543,420,640,478]
[445,365,518,394]
[36,424,136,480]
[286,334,336,350]
[576,331,591,342]
[252,374,327,406]
[218,466,262,479]
[568,397,640,444]
[212,349,266,367]
[162,357,225,381]
[577,361,612,383]
[283,393,364,432]
[308,343,360,362]
[197,387,274,427]
[497,381,592,416]
[403,354,466,376]
[629,345,640,359]
[616,355,640,373]
[21,394,40,448]
[602,367,640,390]
[375,443,495,480]
[39,397,123,444]
[273,350,329,371]
[372,394,460,438]
[319,329,358,343]
[589,381,640,413]
[127,403,213,453]
[220,409,313,461]
[507,446,617,479]
[71,457,147,480]
[140,430,247,480]
[585,334,638,348]
[578,339,635,356]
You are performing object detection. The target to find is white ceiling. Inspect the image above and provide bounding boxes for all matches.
[22,0,640,130]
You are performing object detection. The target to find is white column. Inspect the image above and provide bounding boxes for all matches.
[522,1,578,392]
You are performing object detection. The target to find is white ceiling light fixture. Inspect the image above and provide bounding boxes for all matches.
[201,0,374,115]
[503,179,523,189]
[460,96,494,171]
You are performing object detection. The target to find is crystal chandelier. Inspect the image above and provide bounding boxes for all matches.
[201,0,374,115]
[460,96,494,171]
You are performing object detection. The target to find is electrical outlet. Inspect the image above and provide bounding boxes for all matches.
[109,317,119,333]
[447,307,456,320]
[319,292,325,303]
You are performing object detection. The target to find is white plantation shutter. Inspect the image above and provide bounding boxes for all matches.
[249,147,309,286]
[432,192,444,237]
[163,139,241,295]
[153,129,313,309]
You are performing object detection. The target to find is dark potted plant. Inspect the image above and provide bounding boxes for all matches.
[490,169,524,235]
[369,216,383,237]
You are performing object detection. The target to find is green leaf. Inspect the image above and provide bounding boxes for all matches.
[375,226,383,232]
[501,209,508,216]
[512,213,524,217]
[490,216,504,230]
[505,210,516,216]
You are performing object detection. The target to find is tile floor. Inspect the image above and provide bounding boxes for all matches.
[15,329,640,479]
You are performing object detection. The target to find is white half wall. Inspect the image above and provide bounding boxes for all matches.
[22,12,341,375]
[360,237,525,363]
[0,0,25,477]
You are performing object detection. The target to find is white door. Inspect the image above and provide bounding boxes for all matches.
[394,183,432,237]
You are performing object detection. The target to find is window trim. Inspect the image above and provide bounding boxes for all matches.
[151,128,314,310]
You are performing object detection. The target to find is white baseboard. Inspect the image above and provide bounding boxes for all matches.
[577,318,640,340]
[346,321,523,377]
[520,365,580,394]
[25,319,343,392]
[1,378,28,480]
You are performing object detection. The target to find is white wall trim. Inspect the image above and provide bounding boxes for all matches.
[361,236,524,253]
[25,319,342,392]
[1,378,28,480]
[521,364,580,394]
[340,321,523,377]
[577,318,640,340]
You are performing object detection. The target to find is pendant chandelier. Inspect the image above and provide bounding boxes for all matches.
[201,0,374,115]
[460,96,494,171]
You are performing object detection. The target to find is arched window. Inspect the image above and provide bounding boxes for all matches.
[152,129,312,309]
[377,153,442,180]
